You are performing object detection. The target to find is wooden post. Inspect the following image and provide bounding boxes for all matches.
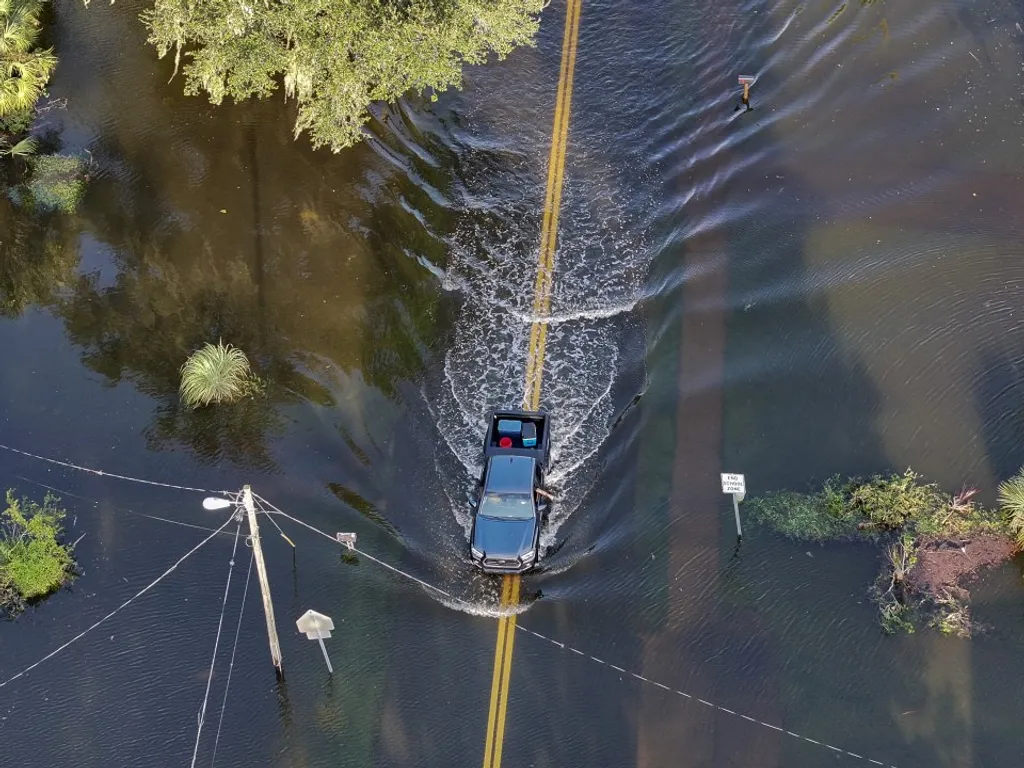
[738,75,754,109]
[243,485,283,674]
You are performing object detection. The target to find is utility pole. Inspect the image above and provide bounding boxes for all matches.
[243,485,283,675]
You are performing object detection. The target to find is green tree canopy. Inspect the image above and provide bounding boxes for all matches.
[142,0,543,151]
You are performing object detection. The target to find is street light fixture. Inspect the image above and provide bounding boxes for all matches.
[203,497,235,511]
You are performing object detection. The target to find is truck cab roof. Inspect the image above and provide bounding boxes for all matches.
[484,455,535,494]
[478,456,536,521]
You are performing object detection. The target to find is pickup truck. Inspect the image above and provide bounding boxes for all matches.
[469,410,552,574]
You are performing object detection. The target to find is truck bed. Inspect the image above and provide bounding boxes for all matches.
[482,409,551,469]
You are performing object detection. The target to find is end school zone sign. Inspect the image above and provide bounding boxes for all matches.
[720,473,746,495]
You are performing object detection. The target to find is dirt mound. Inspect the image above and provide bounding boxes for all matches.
[908,534,1017,599]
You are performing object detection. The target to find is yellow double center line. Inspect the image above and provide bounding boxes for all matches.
[523,0,582,414]
[482,1,582,767]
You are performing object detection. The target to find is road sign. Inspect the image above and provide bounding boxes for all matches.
[720,473,746,495]
[297,610,333,638]
[721,473,746,539]
[296,610,335,673]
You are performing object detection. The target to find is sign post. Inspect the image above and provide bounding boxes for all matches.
[296,609,335,674]
[738,75,755,110]
[720,473,746,538]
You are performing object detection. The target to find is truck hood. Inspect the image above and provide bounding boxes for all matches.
[472,517,535,558]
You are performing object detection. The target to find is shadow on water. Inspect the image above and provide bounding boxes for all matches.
[974,348,1024,486]
[0,197,80,318]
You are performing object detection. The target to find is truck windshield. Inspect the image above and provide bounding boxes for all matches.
[479,493,534,520]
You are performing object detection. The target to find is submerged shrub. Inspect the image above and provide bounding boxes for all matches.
[0,106,33,136]
[0,490,73,606]
[848,470,944,530]
[25,153,86,212]
[179,341,261,408]
[745,476,860,541]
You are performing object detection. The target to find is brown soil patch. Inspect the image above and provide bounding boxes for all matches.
[907,534,1017,599]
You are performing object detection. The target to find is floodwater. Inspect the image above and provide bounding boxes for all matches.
[2,0,1024,765]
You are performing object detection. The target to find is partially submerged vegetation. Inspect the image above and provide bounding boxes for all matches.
[0,490,75,614]
[748,470,1021,637]
[179,341,263,408]
[1,0,90,212]
[22,152,88,211]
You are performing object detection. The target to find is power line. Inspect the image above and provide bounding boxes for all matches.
[251,493,468,609]
[250,495,296,548]
[513,625,898,768]
[0,441,227,494]
[210,550,255,768]
[13,475,235,537]
[190,520,243,768]
[251,492,901,768]
[0,512,238,690]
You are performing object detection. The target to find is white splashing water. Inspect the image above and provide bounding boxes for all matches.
[430,157,651,558]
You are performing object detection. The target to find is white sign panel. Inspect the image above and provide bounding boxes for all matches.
[296,609,335,640]
[720,473,746,495]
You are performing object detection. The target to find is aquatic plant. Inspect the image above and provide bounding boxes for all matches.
[179,341,261,408]
[0,0,56,117]
[0,490,74,610]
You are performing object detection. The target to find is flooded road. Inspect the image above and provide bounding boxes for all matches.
[3,0,1024,766]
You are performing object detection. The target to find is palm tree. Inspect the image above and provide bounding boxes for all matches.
[0,0,55,117]
[997,469,1024,548]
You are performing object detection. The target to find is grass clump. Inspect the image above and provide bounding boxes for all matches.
[180,341,262,408]
[0,490,74,612]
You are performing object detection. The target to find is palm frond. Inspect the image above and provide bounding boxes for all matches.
[179,341,255,408]
[0,50,55,116]
[0,1,43,56]
[0,134,35,156]
[997,469,1024,547]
